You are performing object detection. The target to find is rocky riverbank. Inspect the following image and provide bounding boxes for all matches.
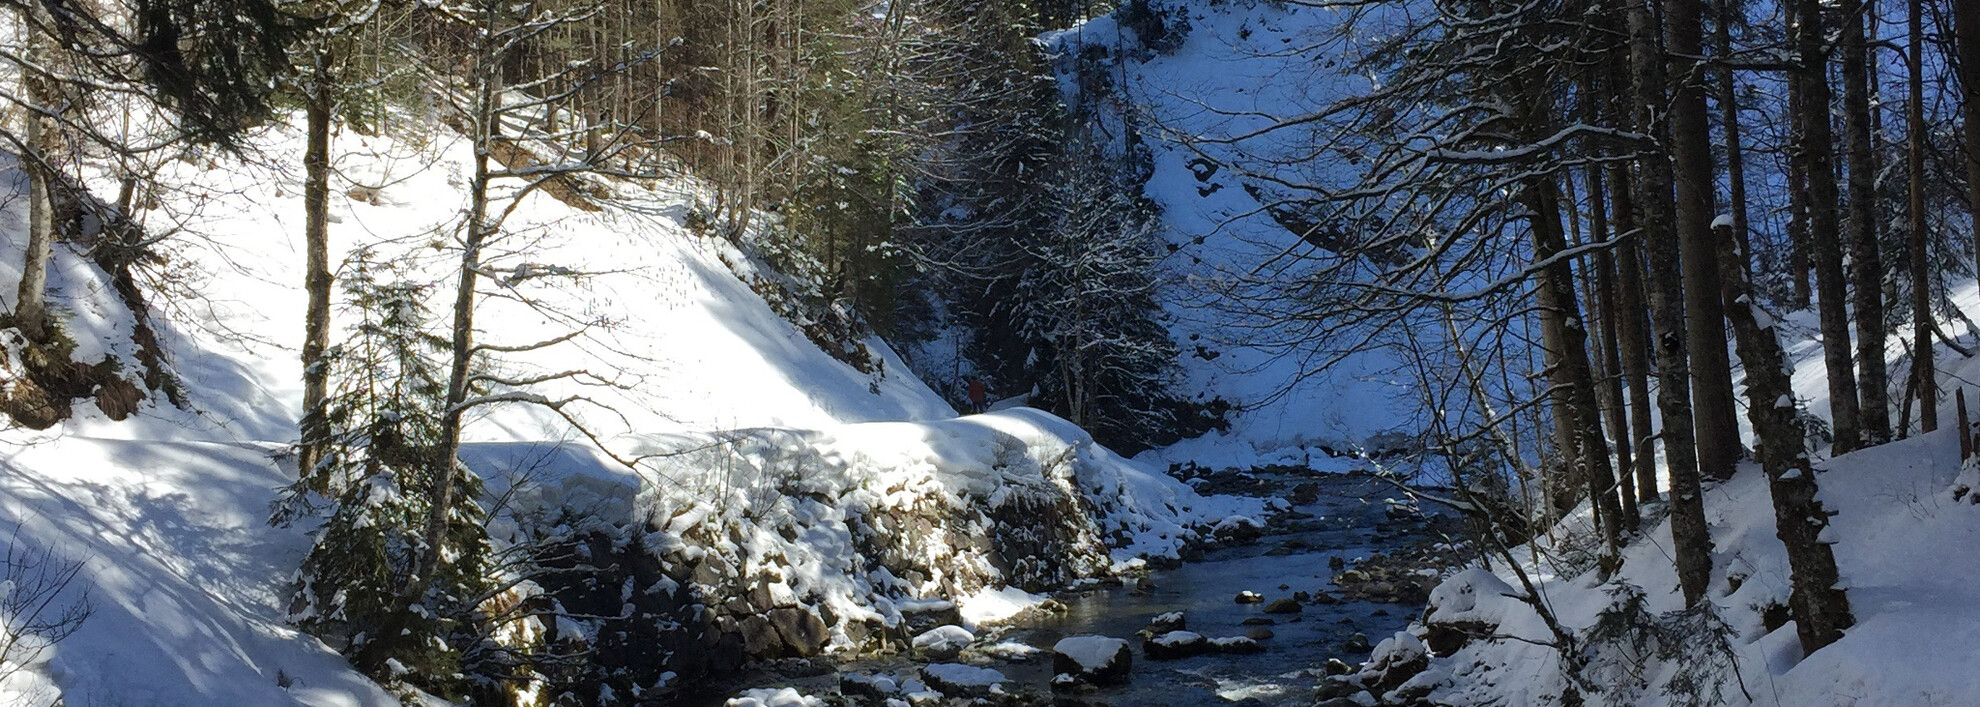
[697,468,1470,707]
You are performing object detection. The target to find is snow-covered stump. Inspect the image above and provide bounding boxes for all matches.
[1052,635,1133,686]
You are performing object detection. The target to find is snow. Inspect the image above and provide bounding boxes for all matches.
[0,438,398,706]
[1052,635,1130,671]
[1044,3,1434,474]
[956,586,1045,627]
[1149,630,1204,647]
[0,108,1260,702]
[1712,213,1736,229]
[1386,309,1980,707]
[910,625,975,654]
[726,687,825,707]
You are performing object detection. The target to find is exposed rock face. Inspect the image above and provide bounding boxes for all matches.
[1052,635,1133,686]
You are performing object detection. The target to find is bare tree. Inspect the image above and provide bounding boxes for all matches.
[1841,0,1891,445]
[1624,0,1715,606]
[1792,0,1865,453]
[1908,0,1935,433]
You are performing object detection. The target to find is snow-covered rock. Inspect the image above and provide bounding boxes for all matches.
[1052,635,1133,686]
[911,625,975,660]
[919,663,1007,697]
[1143,630,1210,660]
[727,687,825,707]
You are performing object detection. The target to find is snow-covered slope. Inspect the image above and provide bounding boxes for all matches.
[0,115,1252,703]
[43,119,954,444]
[1043,1,1432,471]
[1330,276,1980,705]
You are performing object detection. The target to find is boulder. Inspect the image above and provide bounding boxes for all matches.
[768,607,829,657]
[1240,617,1275,626]
[911,625,975,661]
[840,672,900,700]
[1243,627,1274,640]
[1143,631,1210,660]
[1234,591,1264,604]
[1146,611,1187,634]
[738,614,785,658]
[1052,635,1132,686]
[1262,598,1302,614]
[921,663,1007,697]
[1342,632,1372,654]
[1209,636,1265,655]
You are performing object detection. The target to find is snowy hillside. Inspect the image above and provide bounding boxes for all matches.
[1043,1,1437,471]
[1338,357,1980,707]
[0,115,1257,703]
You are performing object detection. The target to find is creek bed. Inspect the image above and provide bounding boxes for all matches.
[701,471,1450,706]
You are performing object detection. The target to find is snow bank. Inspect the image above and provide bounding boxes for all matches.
[0,437,397,706]
[1381,372,1980,706]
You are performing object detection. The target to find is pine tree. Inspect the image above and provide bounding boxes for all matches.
[277,251,494,697]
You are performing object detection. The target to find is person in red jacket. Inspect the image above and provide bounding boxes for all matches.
[966,377,988,414]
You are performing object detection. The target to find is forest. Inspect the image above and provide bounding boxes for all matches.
[0,0,1975,705]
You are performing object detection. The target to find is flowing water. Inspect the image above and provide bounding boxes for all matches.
[703,471,1439,706]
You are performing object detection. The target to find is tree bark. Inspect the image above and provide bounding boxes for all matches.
[1528,176,1623,562]
[1841,0,1892,445]
[1910,0,1936,433]
[1586,163,1639,529]
[1668,0,1741,484]
[1794,0,1866,454]
[1609,165,1660,505]
[1712,219,1856,654]
[1714,0,1753,279]
[1957,0,1980,289]
[299,61,335,480]
[14,6,56,344]
[1627,0,1715,605]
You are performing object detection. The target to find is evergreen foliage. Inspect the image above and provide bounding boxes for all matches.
[275,251,494,698]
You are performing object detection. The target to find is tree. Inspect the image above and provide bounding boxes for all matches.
[1908,0,1936,433]
[1956,0,1980,287]
[1674,0,1856,654]
[1792,0,1866,453]
[1841,0,1892,445]
[277,252,494,694]
[1625,0,1715,605]
[4,0,299,343]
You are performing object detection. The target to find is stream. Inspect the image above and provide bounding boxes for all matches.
[703,470,1448,706]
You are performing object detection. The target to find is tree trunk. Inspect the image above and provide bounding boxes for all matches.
[1586,163,1639,529]
[1609,165,1660,505]
[15,7,56,344]
[1910,0,1936,433]
[414,3,501,605]
[1794,0,1865,454]
[1957,0,1980,289]
[1714,0,1753,279]
[299,66,335,480]
[1627,0,1715,605]
[1712,219,1856,654]
[1841,0,1892,445]
[1528,177,1623,562]
[1668,0,1741,484]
